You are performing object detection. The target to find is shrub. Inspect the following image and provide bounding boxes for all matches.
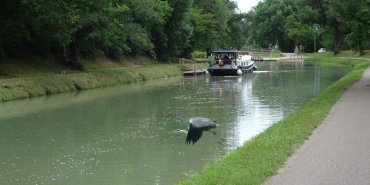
[192,51,206,59]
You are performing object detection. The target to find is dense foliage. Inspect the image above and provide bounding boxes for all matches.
[0,0,369,66]
[0,0,245,63]
[248,0,370,53]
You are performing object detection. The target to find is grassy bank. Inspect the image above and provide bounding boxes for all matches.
[178,57,370,185]
[0,57,209,102]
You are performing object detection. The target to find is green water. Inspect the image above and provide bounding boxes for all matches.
[0,62,348,185]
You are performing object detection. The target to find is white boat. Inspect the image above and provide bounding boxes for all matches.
[208,50,257,76]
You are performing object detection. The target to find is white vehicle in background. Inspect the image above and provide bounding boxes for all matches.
[318,48,326,53]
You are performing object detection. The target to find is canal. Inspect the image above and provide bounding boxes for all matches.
[0,62,348,185]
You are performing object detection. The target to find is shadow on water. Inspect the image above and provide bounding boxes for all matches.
[0,62,349,185]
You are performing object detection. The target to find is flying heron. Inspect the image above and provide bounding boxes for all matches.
[172,117,219,145]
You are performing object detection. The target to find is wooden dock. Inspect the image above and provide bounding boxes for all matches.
[183,70,207,76]
[179,58,207,76]
[252,57,305,62]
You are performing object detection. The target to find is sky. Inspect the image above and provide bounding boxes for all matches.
[234,0,262,13]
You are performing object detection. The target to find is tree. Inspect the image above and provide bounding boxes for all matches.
[342,0,370,55]
[316,0,369,54]
[227,13,249,50]
[122,0,172,57]
[157,0,193,60]
[13,0,133,67]
[1,0,173,62]
[324,0,347,54]
[190,8,217,51]
[191,0,241,53]
[2,0,367,63]
[248,0,293,51]
[0,0,34,57]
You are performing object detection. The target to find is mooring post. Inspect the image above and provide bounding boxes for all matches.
[193,60,196,73]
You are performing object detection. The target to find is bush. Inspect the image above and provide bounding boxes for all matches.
[192,51,206,59]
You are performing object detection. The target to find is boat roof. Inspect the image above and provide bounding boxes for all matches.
[212,50,240,54]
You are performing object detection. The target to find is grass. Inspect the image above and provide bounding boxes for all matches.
[250,51,282,58]
[306,50,370,58]
[177,56,370,185]
[0,57,209,102]
[0,56,76,76]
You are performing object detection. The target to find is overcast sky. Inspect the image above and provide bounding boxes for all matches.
[234,0,261,13]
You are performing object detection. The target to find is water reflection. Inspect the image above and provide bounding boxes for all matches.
[0,62,348,185]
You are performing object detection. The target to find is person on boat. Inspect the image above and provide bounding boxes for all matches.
[224,55,231,64]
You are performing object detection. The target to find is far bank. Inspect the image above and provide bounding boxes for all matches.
[1,52,368,102]
[0,57,209,102]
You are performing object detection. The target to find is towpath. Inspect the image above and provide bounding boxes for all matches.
[265,67,370,185]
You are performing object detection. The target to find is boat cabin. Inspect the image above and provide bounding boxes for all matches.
[207,50,256,76]
[212,50,239,66]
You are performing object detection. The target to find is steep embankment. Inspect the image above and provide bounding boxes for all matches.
[0,57,208,102]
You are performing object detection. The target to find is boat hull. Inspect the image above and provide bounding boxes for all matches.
[208,68,239,76]
[207,63,257,76]
[208,50,257,76]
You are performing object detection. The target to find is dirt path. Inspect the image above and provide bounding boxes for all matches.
[265,67,370,185]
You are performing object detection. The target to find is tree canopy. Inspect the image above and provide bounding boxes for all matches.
[0,0,369,65]
[247,0,370,53]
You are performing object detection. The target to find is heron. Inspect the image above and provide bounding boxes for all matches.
[172,117,219,145]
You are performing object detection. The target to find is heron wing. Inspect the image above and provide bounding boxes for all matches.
[186,127,203,145]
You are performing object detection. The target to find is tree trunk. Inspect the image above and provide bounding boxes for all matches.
[62,40,83,70]
[69,41,83,70]
[333,16,341,55]
[358,25,365,56]
[181,45,193,60]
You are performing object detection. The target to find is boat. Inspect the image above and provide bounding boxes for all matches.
[207,50,257,76]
